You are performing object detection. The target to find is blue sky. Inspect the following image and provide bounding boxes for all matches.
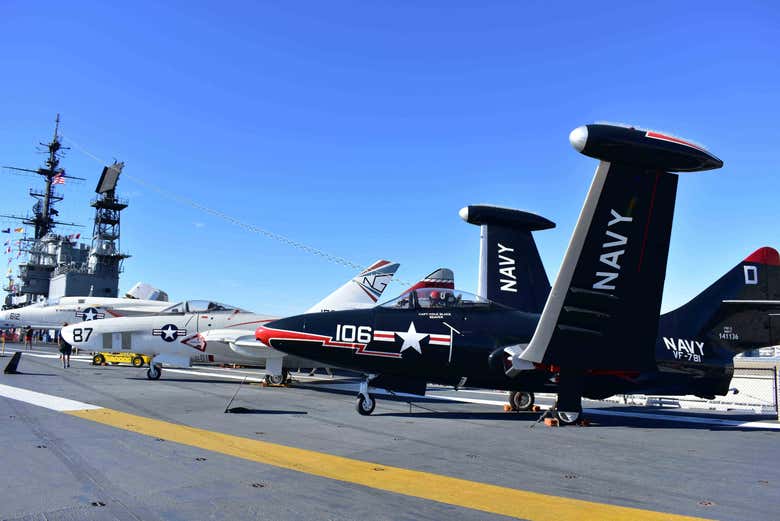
[1,1,778,315]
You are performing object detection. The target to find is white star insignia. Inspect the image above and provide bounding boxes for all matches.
[397,322,428,354]
[162,325,178,340]
[84,309,97,321]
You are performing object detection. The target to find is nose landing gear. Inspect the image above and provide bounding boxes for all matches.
[146,363,162,380]
[356,374,378,416]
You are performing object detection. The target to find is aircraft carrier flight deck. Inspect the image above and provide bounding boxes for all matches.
[1,344,777,521]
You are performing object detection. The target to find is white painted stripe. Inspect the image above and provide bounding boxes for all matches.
[5,352,92,361]
[434,393,780,429]
[0,383,101,412]
[581,407,780,429]
[161,367,338,383]
[162,368,268,383]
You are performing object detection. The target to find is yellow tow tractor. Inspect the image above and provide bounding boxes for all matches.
[92,352,152,368]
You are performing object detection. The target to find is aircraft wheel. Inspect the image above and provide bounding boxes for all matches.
[147,364,162,380]
[265,374,284,385]
[509,391,535,411]
[93,354,105,365]
[555,410,581,426]
[356,393,376,416]
[131,356,144,367]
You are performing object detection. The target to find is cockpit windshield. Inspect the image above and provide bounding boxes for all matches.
[160,301,187,314]
[160,300,244,314]
[380,288,501,310]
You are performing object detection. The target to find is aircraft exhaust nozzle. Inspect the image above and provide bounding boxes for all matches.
[570,123,723,172]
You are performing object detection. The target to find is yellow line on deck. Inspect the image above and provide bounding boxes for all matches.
[68,408,712,521]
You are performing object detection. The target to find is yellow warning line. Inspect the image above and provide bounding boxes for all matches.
[68,408,712,521]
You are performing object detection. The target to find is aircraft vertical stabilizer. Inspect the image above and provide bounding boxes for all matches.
[305,260,400,313]
[460,205,554,312]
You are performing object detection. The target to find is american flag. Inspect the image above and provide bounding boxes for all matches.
[53,173,65,185]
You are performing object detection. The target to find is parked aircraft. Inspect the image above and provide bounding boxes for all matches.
[0,282,170,330]
[61,260,408,382]
[256,123,780,424]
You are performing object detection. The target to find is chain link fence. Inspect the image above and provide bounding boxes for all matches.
[605,365,779,415]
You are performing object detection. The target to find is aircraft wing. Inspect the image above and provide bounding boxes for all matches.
[509,124,722,375]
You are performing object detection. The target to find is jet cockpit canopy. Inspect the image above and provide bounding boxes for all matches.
[160,300,245,314]
[380,288,504,310]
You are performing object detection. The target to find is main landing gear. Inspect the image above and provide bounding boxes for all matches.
[551,367,584,425]
[554,409,581,426]
[508,391,535,411]
[146,363,162,380]
[265,369,290,386]
[356,374,377,416]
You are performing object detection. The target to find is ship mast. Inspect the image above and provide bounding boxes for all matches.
[1,114,85,237]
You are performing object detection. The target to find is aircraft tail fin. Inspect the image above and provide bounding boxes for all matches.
[460,205,554,312]
[658,247,780,358]
[511,124,723,375]
[305,260,400,313]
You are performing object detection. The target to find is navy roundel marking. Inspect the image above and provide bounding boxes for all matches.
[76,307,105,321]
[152,323,186,342]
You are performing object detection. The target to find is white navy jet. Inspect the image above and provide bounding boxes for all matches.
[0,283,170,330]
[61,260,417,382]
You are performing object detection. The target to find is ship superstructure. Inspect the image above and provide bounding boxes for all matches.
[2,116,131,308]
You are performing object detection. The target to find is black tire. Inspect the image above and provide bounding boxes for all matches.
[509,391,534,411]
[555,410,581,425]
[93,354,105,365]
[131,356,144,367]
[147,365,162,380]
[356,393,376,416]
[265,374,284,385]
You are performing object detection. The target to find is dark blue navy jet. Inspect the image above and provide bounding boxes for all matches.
[257,123,780,424]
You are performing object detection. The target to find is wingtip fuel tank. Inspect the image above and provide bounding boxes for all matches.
[569,123,723,172]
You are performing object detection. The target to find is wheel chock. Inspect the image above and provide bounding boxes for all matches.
[503,404,512,412]
[101,362,108,366]
[4,352,21,374]
[578,418,591,427]
[544,417,559,427]
[532,405,542,412]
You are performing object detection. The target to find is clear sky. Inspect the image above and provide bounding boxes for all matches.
[0,1,778,315]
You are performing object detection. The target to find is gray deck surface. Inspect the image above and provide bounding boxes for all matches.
[0,343,778,521]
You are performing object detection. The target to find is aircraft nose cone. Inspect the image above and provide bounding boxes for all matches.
[60,325,75,345]
[569,125,588,152]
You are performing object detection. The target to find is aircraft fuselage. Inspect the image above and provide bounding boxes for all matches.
[259,305,733,400]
